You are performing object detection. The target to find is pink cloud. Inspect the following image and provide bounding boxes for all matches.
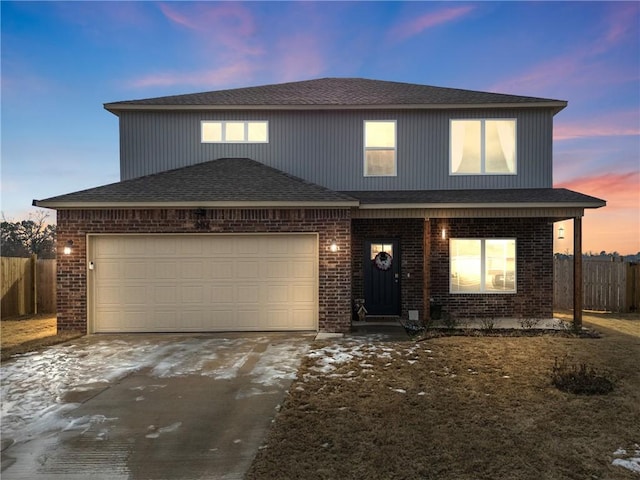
[555,171,640,254]
[599,2,640,52]
[158,2,262,56]
[555,171,639,210]
[554,110,640,140]
[273,34,326,83]
[129,62,257,89]
[388,6,475,43]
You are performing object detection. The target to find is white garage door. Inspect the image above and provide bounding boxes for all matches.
[89,234,318,333]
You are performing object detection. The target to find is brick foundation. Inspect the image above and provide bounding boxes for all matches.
[56,208,352,333]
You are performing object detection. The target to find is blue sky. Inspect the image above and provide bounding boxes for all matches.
[2,1,639,254]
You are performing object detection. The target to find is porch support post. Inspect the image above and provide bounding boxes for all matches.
[573,216,583,330]
[423,218,431,322]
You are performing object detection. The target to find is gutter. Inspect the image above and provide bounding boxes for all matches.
[104,101,568,115]
[33,199,360,210]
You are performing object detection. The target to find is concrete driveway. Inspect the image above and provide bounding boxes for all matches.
[1,332,313,479]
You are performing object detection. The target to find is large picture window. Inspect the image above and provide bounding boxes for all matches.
[450,238,516,293]
[201,121,268,143]
[450,119,516,175]
[364,120,396,176]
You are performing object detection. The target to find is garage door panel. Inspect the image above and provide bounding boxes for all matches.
[154,286,177,303]
[236,237,260,255]
[293,285,315,302]
[237,285,259,303]
[237,261,259,279]
[210,285,234,302]
[209,261,234,279]
[266,261,289,279]
[291,260,315,279]
[237,310,260,328]
[91,234,317,333]
[267,285,289,302]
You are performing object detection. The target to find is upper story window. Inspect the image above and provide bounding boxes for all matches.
[364,120,396,176]
[201,121,269,143]
[450,119,516,175]
[450,238,516,294]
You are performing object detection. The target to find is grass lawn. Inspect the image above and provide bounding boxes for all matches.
[247,313,640,480]
[0,315,83,361]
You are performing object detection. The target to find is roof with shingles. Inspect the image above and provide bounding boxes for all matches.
[104,78,566,112]
[341,189,606,207]
[34,158,359,207]
[34,157,605,210]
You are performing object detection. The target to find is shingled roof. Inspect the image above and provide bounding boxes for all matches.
[105,78,567,113]
[342,189,606,208]
[33,158,358,209]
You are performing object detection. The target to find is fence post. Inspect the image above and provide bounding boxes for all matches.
[31,254,38,315]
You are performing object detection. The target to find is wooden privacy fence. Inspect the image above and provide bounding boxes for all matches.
[1,256,56,319]
[554,257,640,313]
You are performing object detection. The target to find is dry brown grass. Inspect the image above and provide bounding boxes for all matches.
[248,313,640,480]
[0,315,83,361]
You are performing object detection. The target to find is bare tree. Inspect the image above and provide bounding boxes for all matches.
[1,211,56,259]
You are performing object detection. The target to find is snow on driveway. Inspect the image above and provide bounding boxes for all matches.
[1,335,309,443]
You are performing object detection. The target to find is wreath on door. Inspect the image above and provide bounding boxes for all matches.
[373,251,393,271]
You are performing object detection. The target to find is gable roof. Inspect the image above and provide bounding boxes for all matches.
[105,78,567,114]
[33,158,359,209]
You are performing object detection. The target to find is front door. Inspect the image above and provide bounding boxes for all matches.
[364,240,400,316]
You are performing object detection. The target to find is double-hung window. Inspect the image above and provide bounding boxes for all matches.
[201,121,268,143]
[364,120,396,176]
[450,238,516,293]
[450,119,516,174]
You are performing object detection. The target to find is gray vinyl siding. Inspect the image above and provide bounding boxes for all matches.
[119,108,553,190]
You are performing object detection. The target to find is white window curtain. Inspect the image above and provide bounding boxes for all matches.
[451,121,465,173]
[495,120,516,173]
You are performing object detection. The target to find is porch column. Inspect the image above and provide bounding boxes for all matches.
[423,218,431,322]
[573,216,583,329]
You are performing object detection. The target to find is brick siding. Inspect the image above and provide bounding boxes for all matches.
[429,217,554,320]
[56,208,352,333]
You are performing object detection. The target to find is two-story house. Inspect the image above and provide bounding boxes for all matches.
[34,78,605,334]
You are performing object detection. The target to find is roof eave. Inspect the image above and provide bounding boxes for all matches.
[357,201,605,210]
[104,101,568,115]
[33,200,359,210]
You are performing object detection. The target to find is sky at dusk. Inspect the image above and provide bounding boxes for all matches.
[2,1,639,254]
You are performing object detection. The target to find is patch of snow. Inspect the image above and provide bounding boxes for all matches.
[612,445,640,474]
[145,421,182,439]
[612,458,640,473]
[390,388,406,394]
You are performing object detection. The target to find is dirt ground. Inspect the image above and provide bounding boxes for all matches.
[0,315,82,361]
[247,312,640,480]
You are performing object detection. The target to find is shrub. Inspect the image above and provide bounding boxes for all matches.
[479,317,495,331]
[519,317,541,329]
[551,357,614,395]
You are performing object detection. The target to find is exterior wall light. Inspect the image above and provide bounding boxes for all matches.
[63,240,73,255]
[441,228,447,240]
[558,226,565,240]
[329,240,339,252]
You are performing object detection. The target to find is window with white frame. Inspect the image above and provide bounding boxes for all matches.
[450,238,516,293]
[450,119,516,175]
[201,121,268,143]
[364,120,396,176]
